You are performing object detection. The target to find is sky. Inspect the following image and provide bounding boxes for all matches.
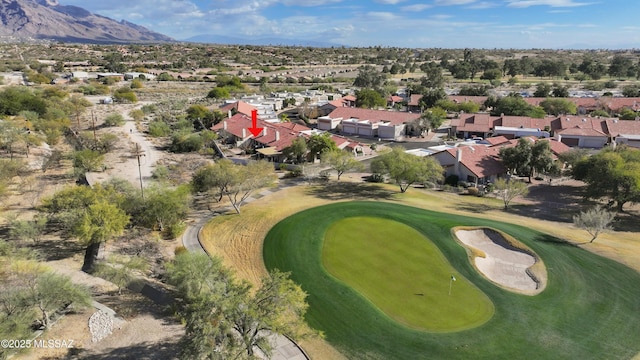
[56,0,640,49]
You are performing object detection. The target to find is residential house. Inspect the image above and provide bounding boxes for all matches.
[555,116,609,148]
[321,107,421,140]
[606,118,640,148]
[407,94,423,112]
[433,145,505,186]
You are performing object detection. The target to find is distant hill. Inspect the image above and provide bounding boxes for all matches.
[185,34,344,48]
[0,0,173,43]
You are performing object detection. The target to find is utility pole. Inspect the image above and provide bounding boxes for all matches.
[132,142,146,200]
[91,109,97,144]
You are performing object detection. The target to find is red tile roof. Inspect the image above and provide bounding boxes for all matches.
[408,94,422,106]
[219,101,257,117]
[605,119,640,137]
[484,136,510,146]
[448,95,488,105]
[443,146,505,178]
[327,107,421,126]
[556,116,608,136]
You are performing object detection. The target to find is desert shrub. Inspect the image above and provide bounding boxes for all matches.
[445,174,459,186]
[130,79,144,89]
[141,104,157,114]
[148,121,171,137]
[164,222,186,239]
[174,245,187,256]
[104,113,125,127]
[170,130,204,153]
[152,165,169,181]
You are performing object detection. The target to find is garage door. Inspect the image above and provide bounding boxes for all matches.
[561,137,579,147]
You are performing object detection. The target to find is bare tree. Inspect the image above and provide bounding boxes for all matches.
[494,178,529,209]
[573,206,615,243]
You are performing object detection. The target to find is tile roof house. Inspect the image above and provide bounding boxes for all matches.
[451,113,623,148]
[212,113,368,162]
[433,145,505,186]
[407,94,423,112]
[319,107,421,140]
[555,116,609,148]
[219,101,258,118]
[605,118,640,148]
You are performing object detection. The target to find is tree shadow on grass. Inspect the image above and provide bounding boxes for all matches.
[306,181,396,201]
[533,233,578,248]
[610,211,640,233]
[506,203,575,223]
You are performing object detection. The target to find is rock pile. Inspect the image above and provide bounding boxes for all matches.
[88,310,114,343]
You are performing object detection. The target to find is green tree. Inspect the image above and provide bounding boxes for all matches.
[573,206,615,243]
[419,88,447,109]
[531,140,559,179]
[282,137,308,164]
[540,98,577,116]
[321,149,364,180]
[608,55,634,79]
[419,63,445,88]
[533,83,552,97]
[166,252,312,360]
[499,138,533,181]
[572,146,640,211]
[191,160,236,202]
[73,200,130,272]
[490,95,544,118]
[68,94,93,128]
[225,160,277,214]
[355,88,386,109]
[353,65,387,90]
[494,178,529,209]
[136,185,191,235]
[229,270,311,358]
[73,149,104,174]
[28,272,92,329]
[371,147,443,192]
[307,133,338,162]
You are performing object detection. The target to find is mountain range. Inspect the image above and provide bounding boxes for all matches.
[0,0,173,43]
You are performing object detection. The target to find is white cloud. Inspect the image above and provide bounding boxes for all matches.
[401,4,432,11]
[506,0,594,8]
[467,2,499,9]
[431,14,453,19]
[280,0,343,6]
[434,0,476,5]
[374,0,405,4]
[365,12,400,20]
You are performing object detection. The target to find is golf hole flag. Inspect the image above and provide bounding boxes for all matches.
[451,275,456,281]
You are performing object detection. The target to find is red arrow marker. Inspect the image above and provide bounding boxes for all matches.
[248,109,263,137]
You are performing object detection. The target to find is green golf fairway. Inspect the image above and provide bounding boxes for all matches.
[263,201,640,359]
[323,217,493,331]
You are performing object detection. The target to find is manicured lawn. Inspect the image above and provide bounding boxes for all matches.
[323,217,493,332]
[263,201,640,360]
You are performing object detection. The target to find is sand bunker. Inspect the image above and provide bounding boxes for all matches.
[454,228,546,295]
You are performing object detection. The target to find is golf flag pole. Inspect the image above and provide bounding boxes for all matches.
[449,275,456,296]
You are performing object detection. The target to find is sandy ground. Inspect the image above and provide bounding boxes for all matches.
[85,103,161,188]
[455,229,542,294]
